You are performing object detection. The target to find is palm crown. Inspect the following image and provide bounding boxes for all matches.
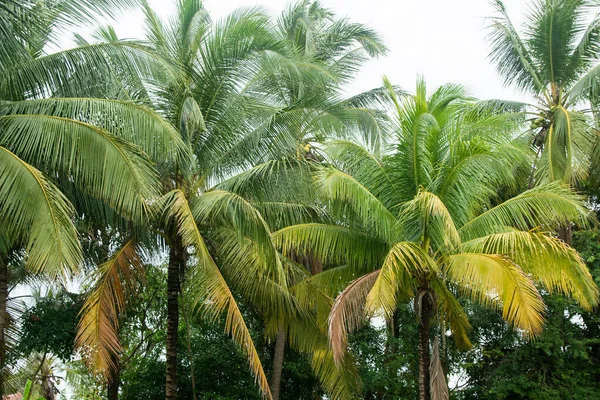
[489,0,600,185]
[275,78,599,399]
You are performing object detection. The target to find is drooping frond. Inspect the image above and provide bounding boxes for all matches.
[273,223,386,270]
[310,349,362,400]
[210,227,297,323]
[159,189,272,399]
[0,146,81,278]
[75,240,142,379]
[190,190,286,285]
[329,270,380,364]
[430,278,472,350]
[0,98,190,165]
[430,337,449,400]
[365,241,436,318]
[315,166,397,242]
[462,230,599,310]
[444,252,545,336]
[1,41,173,100]
[0,114,159,223]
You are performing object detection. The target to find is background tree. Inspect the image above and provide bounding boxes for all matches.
[488,0,600,230]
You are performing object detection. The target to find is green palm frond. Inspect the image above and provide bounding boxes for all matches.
[1,40,174,100]
[274,223,386,270]
[0,114,159,223]
[159,189,271,399]
[365,242,437,318]
[487,0,545,93]
[459,181,590,240]
[462,230,599,309]
[430,278,472,349]
[0,98,190,165]
[191,190,286,285]
[0,146,81,277]
[315,166,397,242]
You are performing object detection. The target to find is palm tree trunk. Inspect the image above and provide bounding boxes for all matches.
[166,237,185,400]
[0,256,7,397]
[270,326,286,400]
[418,292,433,400]
[108,363,120,400]
[558,223,572,245]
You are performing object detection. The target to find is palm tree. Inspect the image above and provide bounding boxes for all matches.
[487,0,600,202]
[74,1,323,398]
[274,79,599,400]
[0,1,184,394]
[73,1,392,398]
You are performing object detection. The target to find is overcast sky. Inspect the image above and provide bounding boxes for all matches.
[94,0,534,103]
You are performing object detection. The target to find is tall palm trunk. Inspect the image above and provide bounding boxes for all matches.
[270,327,286,400]
[0,256,7,397]
[166,235,186,400]
[418,291,433,400]
[107,363,120,400]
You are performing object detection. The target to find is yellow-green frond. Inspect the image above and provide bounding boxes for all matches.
[444,253,545,336]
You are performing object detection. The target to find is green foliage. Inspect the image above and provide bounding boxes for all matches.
[453,229,600,399]
[19,292,82,361]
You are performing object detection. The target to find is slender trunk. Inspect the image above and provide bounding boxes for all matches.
[41,371,55,400]
[0,257,7,397]
[558,223,572,245]
[182,301,198,400]
[418,292,432,400]
[107,365,120,400]
[166,237,185,400]
[270,327,286,400]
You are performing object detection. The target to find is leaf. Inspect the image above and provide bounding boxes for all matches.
[444,253,545,336]
[159,189,272,399]
[75,240,142,378]
[0,145,81,278]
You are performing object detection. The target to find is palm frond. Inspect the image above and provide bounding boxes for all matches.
[365,242,437,318]
[0,114,160,223]
[273,223,386,270]
[75,240,142,378]
[0,145,81,278]
[0,98,190,165]
[328,270,380,364]
[444,252,545,336]
[459,182,590,240]
[159,189,272,399]
[462,230,599,310]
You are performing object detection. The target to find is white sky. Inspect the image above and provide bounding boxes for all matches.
[96,0,533,103]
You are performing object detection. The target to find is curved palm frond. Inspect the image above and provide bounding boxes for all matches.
[444,252,545,336]
[328,270,380,364]
[459,182,590,240]
[75,240,142,378]
[0,114,159,223]
[159,189,271,399]
[0,146,81,277]
[462,230,599,310]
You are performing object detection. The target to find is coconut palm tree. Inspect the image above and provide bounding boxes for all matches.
[0,1,185,394]
[73,1,392,398]
[274,79,599,400]
[487,0,600,193]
